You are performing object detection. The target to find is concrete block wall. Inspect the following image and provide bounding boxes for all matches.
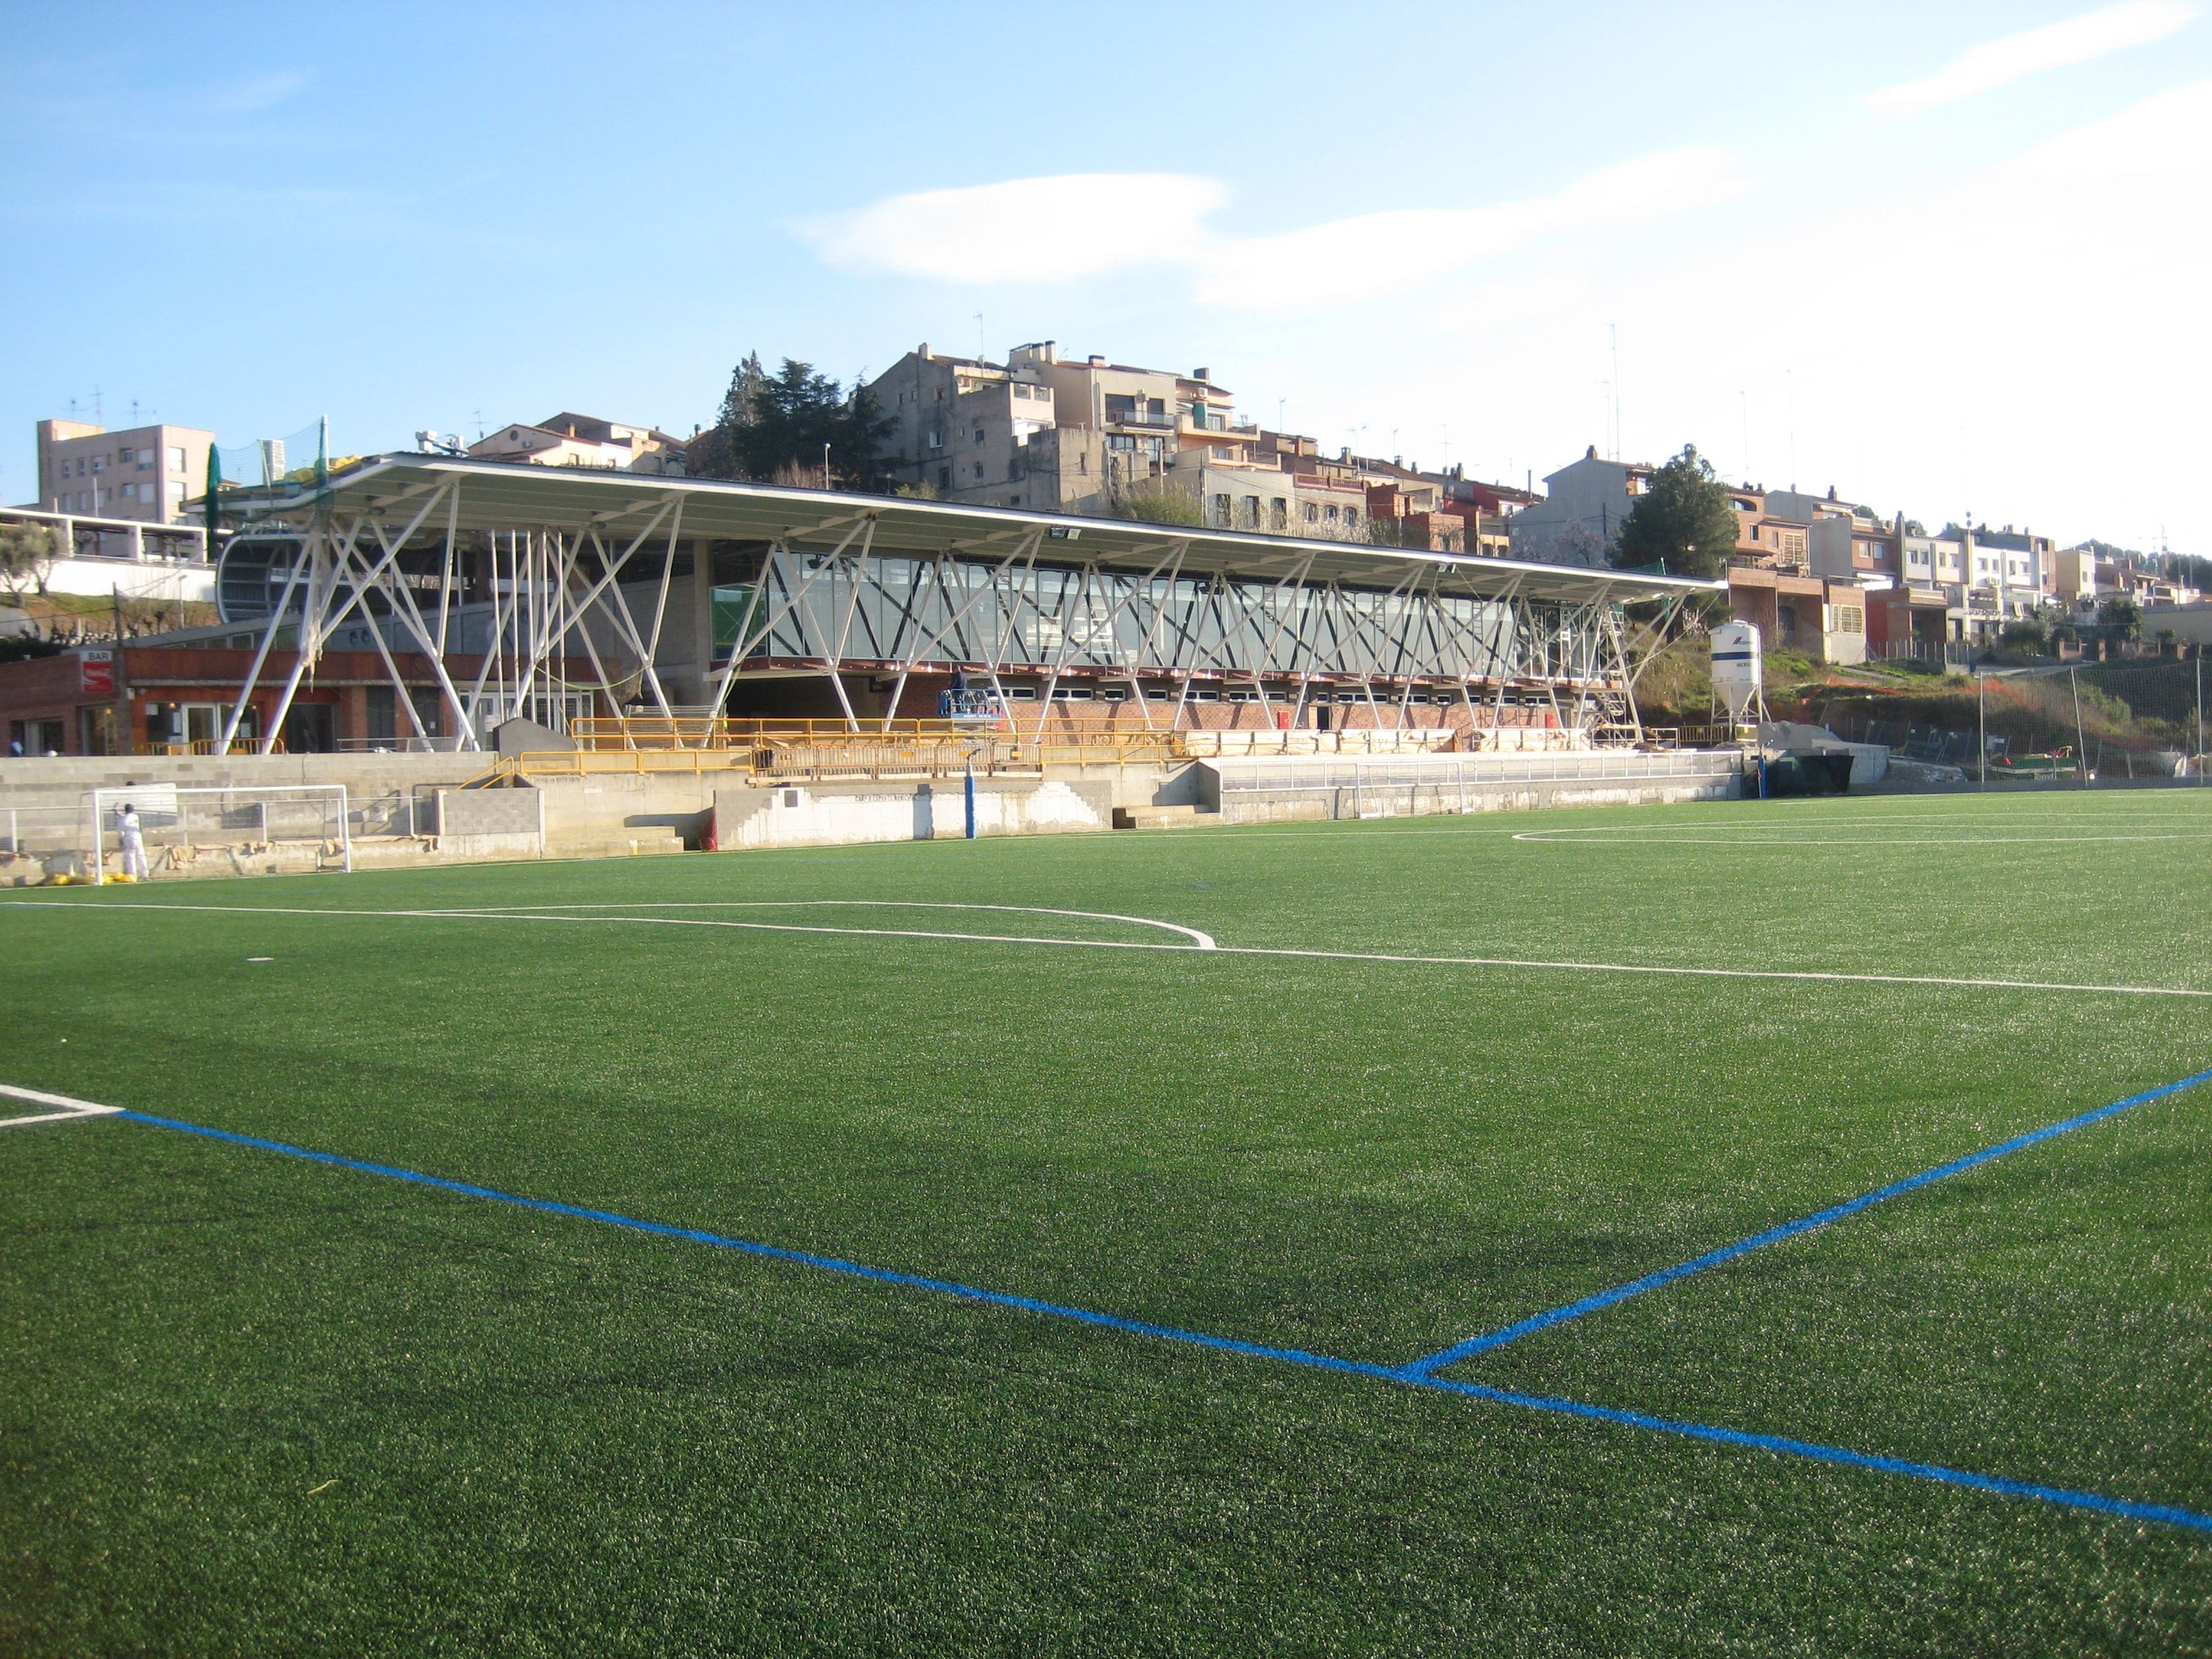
[714,778,1114,850]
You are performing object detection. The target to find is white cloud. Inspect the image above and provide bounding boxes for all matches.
[807,148,1743,311]
[801,173,1224,282]
[1866,2,2196,113]
[196,71,309,115]
[2008,78,2212,176]
[1191,147,1744,309]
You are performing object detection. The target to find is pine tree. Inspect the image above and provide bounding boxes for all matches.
[1611,445,1738,580]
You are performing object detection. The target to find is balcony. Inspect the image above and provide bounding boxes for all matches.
[1179,413,1259,441]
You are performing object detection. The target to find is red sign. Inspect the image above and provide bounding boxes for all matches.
[78,649,115,696]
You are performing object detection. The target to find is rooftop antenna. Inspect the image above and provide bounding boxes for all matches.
[1609,322,1621,461]
[1739,390,1750,483]
[974,313,985,362]
[1785,368,1797,490]
[472,409,485,441]
[93,386,104,424]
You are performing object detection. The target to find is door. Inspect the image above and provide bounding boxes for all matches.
[283,703,335,754]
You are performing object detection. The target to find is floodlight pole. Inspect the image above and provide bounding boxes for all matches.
[2069,667,2089,788]
[1977,673,1986,790]
[2196,651,2204,786]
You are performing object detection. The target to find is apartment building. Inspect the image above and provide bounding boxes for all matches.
[866,340,1271,519]
[1509,448,1653,566]
[2052,546,2098,605]
[867,343,1524,549]
[36,418,213,523]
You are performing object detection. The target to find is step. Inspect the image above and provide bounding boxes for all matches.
[1111,804,1218,830]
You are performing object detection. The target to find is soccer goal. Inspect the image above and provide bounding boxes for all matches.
[90,785,353,881]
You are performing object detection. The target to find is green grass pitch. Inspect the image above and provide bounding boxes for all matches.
[4,789,2211,1655]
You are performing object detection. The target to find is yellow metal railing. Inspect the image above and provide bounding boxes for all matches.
[509,737,1034,783]
[503,719,1599,782]
[567,716,975,751]
[134,739,271,757]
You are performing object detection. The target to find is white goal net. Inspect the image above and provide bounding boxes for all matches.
[91,785,352,881]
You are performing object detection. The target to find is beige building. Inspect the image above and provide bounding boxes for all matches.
[36,419,213,523]
[469,413,686,473]
[866,341,1263,516]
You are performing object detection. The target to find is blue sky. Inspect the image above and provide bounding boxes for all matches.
[4,1,2208,549]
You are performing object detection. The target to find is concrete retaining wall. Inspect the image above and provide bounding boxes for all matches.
[1217,774,1738,823]
[714,778,1113,850]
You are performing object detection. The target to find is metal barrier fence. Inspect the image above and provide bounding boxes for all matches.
[1,804,94,858]
[1209,751,1740,817]
[1213,751,1740,793]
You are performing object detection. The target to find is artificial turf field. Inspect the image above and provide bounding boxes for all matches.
[4,788,2211,1655]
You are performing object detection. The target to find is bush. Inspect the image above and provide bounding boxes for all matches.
[1108,488,1206,529]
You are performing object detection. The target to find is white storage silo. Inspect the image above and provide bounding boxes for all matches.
[1709,621,1762,724]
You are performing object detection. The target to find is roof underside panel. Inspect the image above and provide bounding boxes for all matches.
[227,455,1721,605]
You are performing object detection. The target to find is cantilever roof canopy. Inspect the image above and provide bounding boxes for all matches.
[224,454,1722,606]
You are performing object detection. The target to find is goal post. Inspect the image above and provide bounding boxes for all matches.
[89,784,352,881]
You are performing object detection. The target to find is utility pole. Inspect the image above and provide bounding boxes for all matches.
[2197,650,2204,785]
[109,584,130,756]
[1978,673,1987,789]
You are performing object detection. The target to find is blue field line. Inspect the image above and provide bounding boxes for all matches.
[1403,1065,2212,1379]
[84,1107,2212,1537]
[109,1112,1390,1382]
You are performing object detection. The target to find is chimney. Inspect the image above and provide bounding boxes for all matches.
[1586,444,1598,460]
[920,343,932,360]
[1042,340,1056,364]
[1087,354,1106,368]
[1827,485,1837,500]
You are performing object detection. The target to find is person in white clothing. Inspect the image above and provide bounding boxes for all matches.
[116,802,148,881]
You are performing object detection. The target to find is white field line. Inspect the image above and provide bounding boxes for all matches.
[6,899,2210,1000]
[434,899,1218,950]
[0,1082,125,1130]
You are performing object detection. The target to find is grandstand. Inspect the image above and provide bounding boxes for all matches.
[201,456,1719,754]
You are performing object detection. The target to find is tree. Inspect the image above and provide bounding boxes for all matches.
[2098,593,2143,641]
[1611,445,1737,580]
[690,355,894,490]
[0,520,58,603]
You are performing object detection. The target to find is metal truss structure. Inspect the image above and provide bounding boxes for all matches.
[714,525,1670,738]
[212,458,1717,751]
